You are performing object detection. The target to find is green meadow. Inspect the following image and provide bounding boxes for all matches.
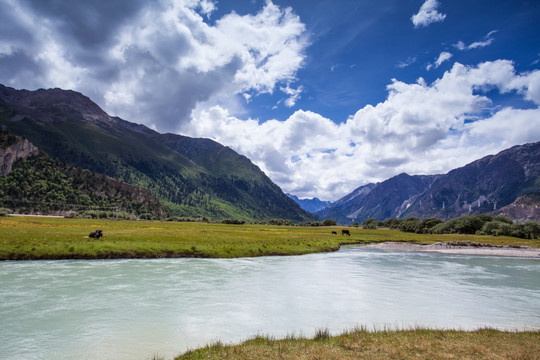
[1,215,539,260]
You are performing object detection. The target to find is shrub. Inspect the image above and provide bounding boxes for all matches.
[476,214,494,223]
[269,218,292,226]
[323,219,337,226]
[523,221,540,239]
[398,217,421,233]
[416,218,444,234]
[510,223,527,239]
[222,219,246,225]
[496,223,512,236]
[362,218,378,229]
[493,215,513,224]
[482,221,505,236]
[139,213,156,220]
[383,218,402,229]
[452,216,486,234]
[431,220,456,234]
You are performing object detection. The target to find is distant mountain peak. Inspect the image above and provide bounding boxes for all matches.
[0,84,115,126]
[287,194,331,213]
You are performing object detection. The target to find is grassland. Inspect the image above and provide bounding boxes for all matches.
[1,215,539,260]
[175,327,540,360]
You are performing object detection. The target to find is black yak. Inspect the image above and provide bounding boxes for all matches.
[89,229,103,239]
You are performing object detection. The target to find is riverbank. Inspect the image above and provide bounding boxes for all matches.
[175,327,540,360]
[361,241,540,257]
[1,216,539,260]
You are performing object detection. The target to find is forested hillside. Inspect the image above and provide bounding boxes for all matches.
[0,130,164,217]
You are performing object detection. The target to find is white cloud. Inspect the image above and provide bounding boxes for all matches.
[0,0,308,132]
[426,51,452,70]
[397,56,417,69]
[411,0,446,28]
[454,30,497,51]
[198,0,217,18]
[185,60,540,200]
[280,83,304,107]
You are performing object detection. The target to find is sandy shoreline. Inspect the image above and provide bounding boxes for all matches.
[360,241,540,258]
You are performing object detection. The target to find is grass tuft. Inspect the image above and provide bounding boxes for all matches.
[313,327,331,341]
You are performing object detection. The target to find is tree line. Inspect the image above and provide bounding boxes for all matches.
[361,215,540,239]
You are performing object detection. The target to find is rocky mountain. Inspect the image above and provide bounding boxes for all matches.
[318,142,540,224]
[0,84,315,222]
[315,183,376,223]
[403,142,540,221]
[0,125,38,176]
[0,131,164,217]
[492,193,540,223]
[286,194,331,213]
[316,175,439,224]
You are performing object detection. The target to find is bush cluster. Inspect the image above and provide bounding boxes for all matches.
[165,216,203,222]
[362,218,378,229]
[302,219,337,226]
[380,215,540,239]
[267,218,293,226]
[222,219,246,225]
[66,210,138,220]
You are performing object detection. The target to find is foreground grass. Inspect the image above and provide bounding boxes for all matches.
[1,216,539,260]
[176,328,540,360]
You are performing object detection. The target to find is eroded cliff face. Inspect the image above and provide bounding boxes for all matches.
[493,193,540,223]
[0,129,39,176]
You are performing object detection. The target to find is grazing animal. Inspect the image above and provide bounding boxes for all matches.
[89,229,103,239]
[331,231,337,235]
[341,229,350,236]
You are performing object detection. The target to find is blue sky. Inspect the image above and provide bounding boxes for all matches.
[1,0,540,200]
[203,0,540,123]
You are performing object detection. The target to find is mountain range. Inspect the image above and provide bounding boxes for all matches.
[286,194,331,213]
[2,83,539,225]
[0,84,315,222]
[317,142,540,224]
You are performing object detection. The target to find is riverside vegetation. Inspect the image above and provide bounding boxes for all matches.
[362,214,540,239]
[1,215,539,260]
[174,327,540,360]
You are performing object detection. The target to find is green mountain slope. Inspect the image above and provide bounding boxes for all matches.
[0,84,314,222]
[0,131,164,217]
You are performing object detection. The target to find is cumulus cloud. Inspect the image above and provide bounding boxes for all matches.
[426,51,453,70]
[0,0,308,132]
[454,30,497,51]
[411,0,446,28]
[185,60,540,200]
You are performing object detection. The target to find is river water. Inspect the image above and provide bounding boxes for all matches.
[1,246,539,360]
